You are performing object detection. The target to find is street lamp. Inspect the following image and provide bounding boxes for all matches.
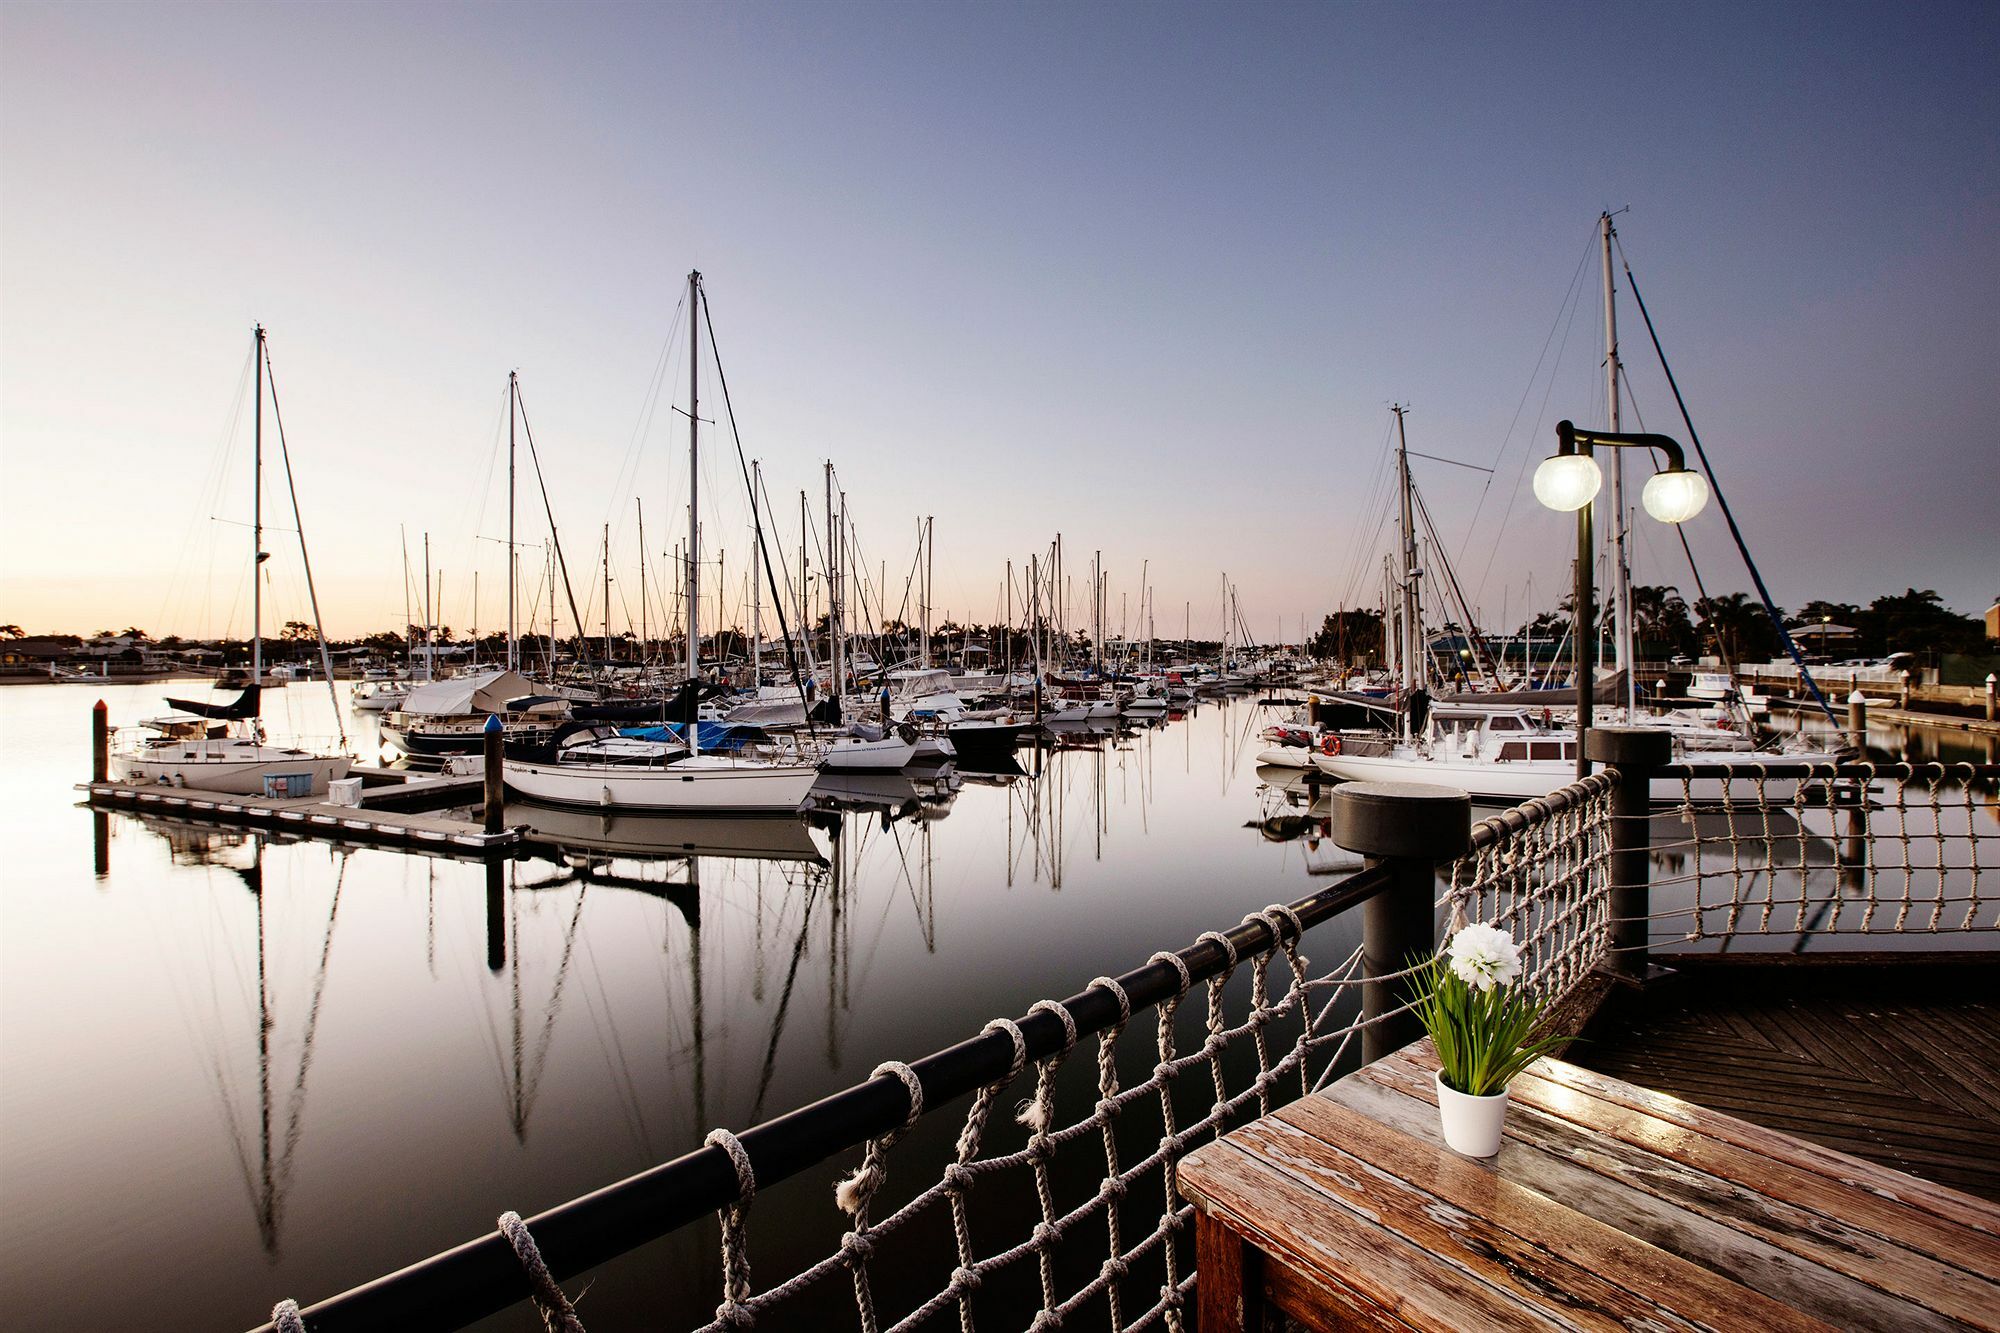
[1535,420,1710,775]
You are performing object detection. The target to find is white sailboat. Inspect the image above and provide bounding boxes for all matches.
[113,326,352,797]
[504,271,819,813]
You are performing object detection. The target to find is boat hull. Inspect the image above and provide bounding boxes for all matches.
[1309,750,1808,804]
[503,757,820,812]
[112,746,352,797]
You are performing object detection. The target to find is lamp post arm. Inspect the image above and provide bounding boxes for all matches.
[1555,420,1688,472]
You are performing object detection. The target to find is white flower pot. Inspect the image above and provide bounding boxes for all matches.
[1434,1070,1508,1157]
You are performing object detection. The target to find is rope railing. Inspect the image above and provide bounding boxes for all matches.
[1640,761,1999,942]
[256,758,1997,1332]
[257,773,1626,1333]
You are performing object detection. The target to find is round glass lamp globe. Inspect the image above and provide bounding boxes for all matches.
[1642,469,1710,524]
[1533,453,1602,512]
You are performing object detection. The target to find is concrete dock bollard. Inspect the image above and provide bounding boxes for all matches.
[483,714,505,835]
[92,699,109,783]
[1848,690,1868,753]
[1332,781,1471,1063]
[1585,727,1672,981]
[1987,673,1996,723]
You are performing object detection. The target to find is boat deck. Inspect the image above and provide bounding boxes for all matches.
[1574,957,2000,1203]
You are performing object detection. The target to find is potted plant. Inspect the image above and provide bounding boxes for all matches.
[1409,923,1565,1157]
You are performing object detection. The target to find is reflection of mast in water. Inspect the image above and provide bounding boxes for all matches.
[498,879,589,1142]
[206,838,347,1256]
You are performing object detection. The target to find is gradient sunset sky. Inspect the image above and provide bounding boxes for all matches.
[2,1,1994,642]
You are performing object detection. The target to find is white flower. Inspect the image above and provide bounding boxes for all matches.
[1447,923,1521,993]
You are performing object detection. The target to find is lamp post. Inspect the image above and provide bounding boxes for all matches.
[1535,420,1710,777]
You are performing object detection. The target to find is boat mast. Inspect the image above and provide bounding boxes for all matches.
[921,516,933,670]
[825,461,840,709]
[751,461,762,690]
[252,324,264,684]
[507,371,517,672]
[400,527,414,678]
[637,499,647,669]
[602,522,612,668]
[1601,210,1635,716]
[1393,404,1420,728]
[686,270,702,757]
[422,533,433,681]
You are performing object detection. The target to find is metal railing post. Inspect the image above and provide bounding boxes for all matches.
[1584,726,1671,981]
[1332,781,1470,1063]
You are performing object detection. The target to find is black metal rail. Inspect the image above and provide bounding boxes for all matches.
[249,864,1394,1333]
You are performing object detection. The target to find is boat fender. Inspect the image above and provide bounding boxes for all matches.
[1319,734,1341,756]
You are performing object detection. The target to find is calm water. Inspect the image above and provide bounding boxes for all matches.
[1,682,1358,1332]
[6,684,1992,1331]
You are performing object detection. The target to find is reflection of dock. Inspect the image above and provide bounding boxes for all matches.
[82,776,517,853]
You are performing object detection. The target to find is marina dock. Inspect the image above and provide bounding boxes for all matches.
[80,774,519,854]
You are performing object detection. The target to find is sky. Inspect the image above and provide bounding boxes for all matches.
[2,0,1995,644]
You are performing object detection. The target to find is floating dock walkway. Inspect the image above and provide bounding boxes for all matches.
[81,772,521,854]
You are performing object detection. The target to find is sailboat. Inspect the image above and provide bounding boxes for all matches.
[503,272,820,814]
[1312,219,1836,800]
[112,326,353,797]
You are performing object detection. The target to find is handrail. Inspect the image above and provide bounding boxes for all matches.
[1661,760,2000,783]
[247,863,1395,1333]
[1466,770,1618,852]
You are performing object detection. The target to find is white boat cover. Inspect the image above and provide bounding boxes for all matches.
[396,669,540,716]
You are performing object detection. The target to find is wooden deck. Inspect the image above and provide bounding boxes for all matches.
[1575,959,2000,1204]
[1180,1043,2000,1332]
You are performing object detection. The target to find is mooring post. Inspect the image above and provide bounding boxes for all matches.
[1847,689,1868,753]
[1331,781,1470,1063]
[91,699,109,783]
[1898,670,1911,710]
[1986,673,1996,723]
[483,713,505,835]
[1585,726,1670,982]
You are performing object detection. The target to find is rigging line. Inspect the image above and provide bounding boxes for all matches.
[607,292,690,542]
[512,383,595,670]
[698,286,820,731]
[158,346,257,639]
[1616,237,1840,729]
[1460,226,1599,568]
[1470,239,1595,608]
[1411,480,1497,680]
[1333,416,1398,609]
[259,338,348,750]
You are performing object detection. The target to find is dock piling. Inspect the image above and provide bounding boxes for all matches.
[482,714,505,835]
[1331,781,1470,1063]
[1585,726,1672,981]
[91,699,108,783]
[1987,673,1996,723]
[1847,690,1868,752]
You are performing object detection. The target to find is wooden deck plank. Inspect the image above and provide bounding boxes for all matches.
[1370,1050,2000,1306]
[1181,1139,1572,1331]
[1323,1074,1962,1333]
[1263,1094,1827,1332]
[1575,969,2000,1208]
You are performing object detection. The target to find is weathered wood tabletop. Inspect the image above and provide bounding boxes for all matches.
[1178,1043,2000,1331]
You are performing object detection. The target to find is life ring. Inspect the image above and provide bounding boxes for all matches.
[1319,734,1342,756]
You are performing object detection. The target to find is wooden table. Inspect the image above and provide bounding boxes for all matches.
[1178,1044,2000,1331]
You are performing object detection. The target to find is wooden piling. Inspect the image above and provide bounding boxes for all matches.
[483,714,505,834]
[1987,673,1996,723]
[91,700,109,783]
[1847,690,1867,753]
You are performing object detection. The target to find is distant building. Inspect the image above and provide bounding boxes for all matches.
[1986,600,1999,641]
